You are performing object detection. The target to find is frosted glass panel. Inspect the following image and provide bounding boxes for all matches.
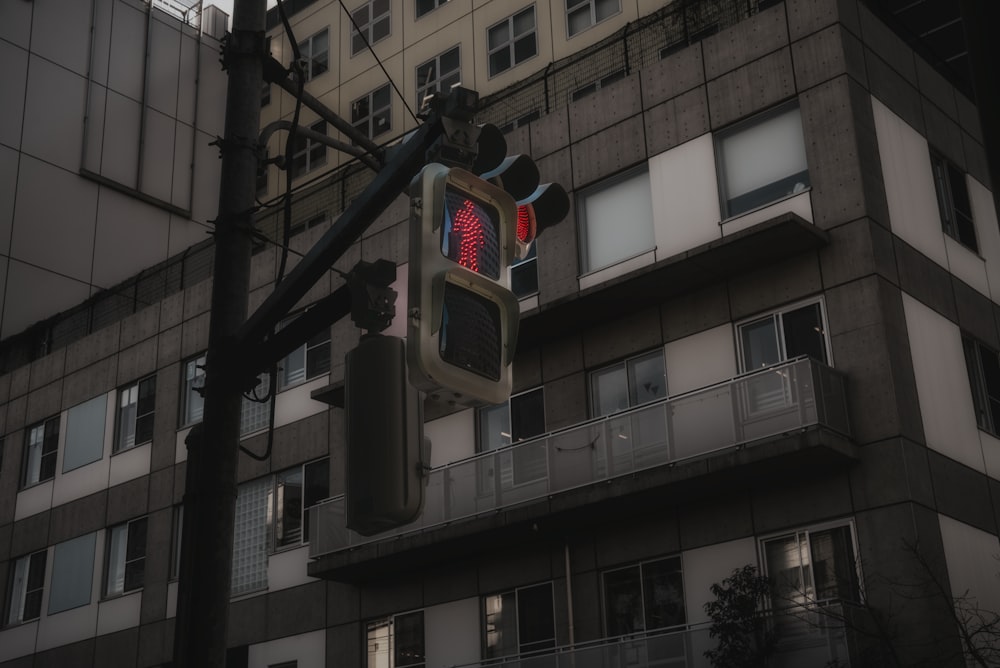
[49,533,96,614]
[64,394,108,472]
[582,170,654,272]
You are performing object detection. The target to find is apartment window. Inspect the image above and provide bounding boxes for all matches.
[49,533,97,614]
[351,0,390,55]
[590,349,666,417]
[484,582,555,658]
[5,551,46,625]
[297,29,329,81]
[64,394,107,472]
[273,457,330,548]
[291,120,327,177]
[279,319,331,389]
[105,517,147,598]
[579,168,654,273]
[931,151,977,252]
[478,388,546,487]
[762,522,860,609]
[232,476,271,596]
[963,337,1000,435]
[416,46,460,107]
[566,0,619,37]
[603,556,685,636]
[415,0,447,18]
[22,416,58,488]
[352,84,392,140]
[367,610,425,668]
[717,104,810,218]
[182,354,206,426]
[737,300,828,372]
[488,7,537,77]
[116,376,155,453]
[240,373,271,436]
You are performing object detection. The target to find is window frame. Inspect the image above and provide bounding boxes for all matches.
[351,83,392,141]
[5,550,47,626]
[735,298,831,373]
[487,6,538,78]
[963,336,1000,436]
[566,0,621,38]
[415,46,461,108]
[577,165,655,275]
[367,608,425,668]
[104,516,148,599]
[351,0,391,56]
[115,375,156,454]
[278,313,332,390]
[601,554,686,637]
[297,28,329,81]
[21,415,59,489]
[415,0,448,19]
[930,150,977,252]
[291,120,328,178]
[482,581,556,659]
[589,348,667,418]
[181,353,206,427]
[272,457,330,550]
[715,102,811,219]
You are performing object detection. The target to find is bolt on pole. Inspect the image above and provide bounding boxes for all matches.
[172,0,264,665]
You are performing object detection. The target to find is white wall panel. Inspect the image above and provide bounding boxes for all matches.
[168,214,212,257]
[248,629,325,668]
[0,39,28,150]
[177,33,199,125]
[175,427,191,463]
[425,408,475,467]
[649,134,720,258]
[107,1,147,101]
[943,235,988,297]
[93,188,170,288]
[682,537,757,625]
[102,91,142,186]
[722,191,812,237]
[664,324,736,396]
[0,0,32,48]
[29,0,92,76]
[267,545,316,591]
[15,479,54,522]
[36,598,98,652]
[980,430,1000,481]
[871,97,947,267]
[21,56,87,172]
[109,441,151,487]
[425,598,481,668]
[969,178,1000,302]
[0,145,17,255]
[274,375,330,428]
[11,157,98,283]
[147,17,181,116]
[190,129,223,224]
[0,621,38,663]
[83,83,109,174]
[140,109,177,202]
[901,293,985,472]
[96,590,142,636]
[578,249,655,291]
[172,122,194,208]
[938,515,1000,626]
[196,40,228,135]
[1,261,90,339]
[89,0,115,87]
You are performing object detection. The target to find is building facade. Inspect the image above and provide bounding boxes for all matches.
[1,0,999,667]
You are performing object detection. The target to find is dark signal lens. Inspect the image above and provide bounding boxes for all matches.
[442,187,501,279]
[439,282,502,381]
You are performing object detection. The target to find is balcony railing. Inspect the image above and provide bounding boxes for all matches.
[310,358,849,558]
[447,604,853,668]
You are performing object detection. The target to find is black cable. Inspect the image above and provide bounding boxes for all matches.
[338,0,419,124]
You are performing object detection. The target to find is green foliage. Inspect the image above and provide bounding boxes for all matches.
[704,565,778,668]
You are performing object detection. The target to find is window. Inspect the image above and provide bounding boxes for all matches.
[762,522,860,609]
[49,533,97,614]
[64,394,107,472]
[351,84,392,141]
[232,476,271,596]
[291,120,327,178]
[578,168,654,273]
[716,104,810,218]
[367,610,425,668]
[566,0,619,37]
[737,300,828,372]
[279,315,332,389]
[963,337,1000,435]
[415,0,447,18]
[415,46,460,107]
[116,376,155,453]
[273,457,329,548]
[351,0,390,55]
[22,416,58,488]
[483,582,555,658]
[182,354,206,426]
[590,349,666,417]
[297,29,329,81]
[105,517,147,598]
[603,556,685,636]
[478,389,546,487]
[6,551,46,625]
[571,69,625,102]
[931,151,977,252]
[488,7,537,77]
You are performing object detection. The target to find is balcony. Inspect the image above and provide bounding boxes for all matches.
[309,358,856,577]
[448,604,853,668]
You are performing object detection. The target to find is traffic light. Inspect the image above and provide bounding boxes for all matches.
[345,334,427,536]
[408,163,519,405]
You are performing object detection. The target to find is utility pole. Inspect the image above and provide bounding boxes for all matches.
[172,0,264,665]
